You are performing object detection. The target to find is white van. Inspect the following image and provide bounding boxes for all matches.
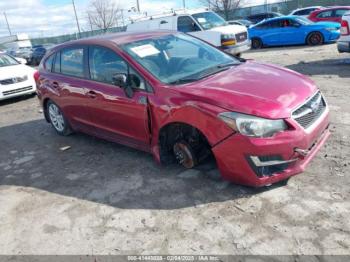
[127,9,251,56]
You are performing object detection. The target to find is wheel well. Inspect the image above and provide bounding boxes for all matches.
[158,123,211,165]
[43,98,51,123]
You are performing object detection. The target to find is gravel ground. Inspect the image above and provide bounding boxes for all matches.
[0,43,349,255]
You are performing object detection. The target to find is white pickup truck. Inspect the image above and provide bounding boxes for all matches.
[127,9,251,57]
[338,11,350,53]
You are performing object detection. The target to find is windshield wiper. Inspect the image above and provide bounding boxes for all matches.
[169,77,199,85]
[170,62,239,85]
[217,62,240,68]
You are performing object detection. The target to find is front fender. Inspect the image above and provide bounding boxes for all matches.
[150,101,234,163]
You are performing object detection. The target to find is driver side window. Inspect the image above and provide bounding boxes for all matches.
[177,16,200,33]
[88,46,145,90]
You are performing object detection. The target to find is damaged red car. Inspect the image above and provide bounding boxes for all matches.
[36,31,330,187]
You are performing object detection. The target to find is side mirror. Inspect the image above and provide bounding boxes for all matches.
[112,73,136,98]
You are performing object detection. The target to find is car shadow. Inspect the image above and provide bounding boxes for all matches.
[0,94,36,107]
[0,119,281,210]
[246,43,336,53]
[286,58,350,78]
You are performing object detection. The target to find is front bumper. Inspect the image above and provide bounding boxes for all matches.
[222,40,251,55]
[337,41,350,53]
[212,107,330,187]
[0,80,36,101]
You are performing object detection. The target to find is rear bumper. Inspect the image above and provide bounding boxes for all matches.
[212,107,330,187]
[222,40,251,55]
[337,41,350,53]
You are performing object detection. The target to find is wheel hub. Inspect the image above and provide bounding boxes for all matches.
[173,141,196,169]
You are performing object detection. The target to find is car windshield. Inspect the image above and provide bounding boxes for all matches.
[121,33,240,85]
[0,54,19,67]
[295,17,314,25]
[192,11,227,30]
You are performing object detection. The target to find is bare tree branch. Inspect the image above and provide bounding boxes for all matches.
[202,0,242,20]
[87,0,121,31]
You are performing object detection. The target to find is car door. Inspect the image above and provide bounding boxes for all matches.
[50,46,93,131]
[258,20,282,46]
[278,19,304,45]
[84,45,150,150]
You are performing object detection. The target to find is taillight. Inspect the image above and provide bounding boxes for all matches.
[34,71,40,82]
[341,20,350,36]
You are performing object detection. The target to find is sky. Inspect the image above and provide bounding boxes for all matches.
[0,0,283,38]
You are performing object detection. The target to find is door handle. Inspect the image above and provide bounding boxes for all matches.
[86,90,97,98]
[52,81,59,88]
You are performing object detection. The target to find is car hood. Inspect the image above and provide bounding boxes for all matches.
[209,24,247,34]
[176,61,318,119]
[0,64,35,80]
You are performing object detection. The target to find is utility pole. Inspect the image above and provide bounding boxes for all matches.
[136,0,140,12]
[72,0,81,38]
[3,12,12,36]
[120,9,125,27]
[183,0,186,9]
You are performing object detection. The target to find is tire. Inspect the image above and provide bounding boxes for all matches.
[47,100,72,136]
[307,32,323,46]
[251,38,263,49]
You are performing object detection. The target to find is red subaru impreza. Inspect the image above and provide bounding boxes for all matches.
[36,31,330,187]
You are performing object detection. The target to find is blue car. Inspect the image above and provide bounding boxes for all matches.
[248,16,341,49]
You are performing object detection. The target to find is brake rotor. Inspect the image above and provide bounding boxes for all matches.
[173,141,197,169]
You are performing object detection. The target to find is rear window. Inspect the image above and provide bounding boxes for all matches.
[44,54,54,72]
[61,48,84,77]
[335,9,349,17]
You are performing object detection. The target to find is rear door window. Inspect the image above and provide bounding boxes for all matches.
[61,48,84,77]
[53,52,61,73]
[44,54,54,72]
[335,9,349,17]
[317,10,332,18]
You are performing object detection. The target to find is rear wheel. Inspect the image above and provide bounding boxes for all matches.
[251,38,263,49]
[47,101,72,136]
[307,32,323,46]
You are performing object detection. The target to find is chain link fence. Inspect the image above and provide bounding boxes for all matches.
[31,26,126,46]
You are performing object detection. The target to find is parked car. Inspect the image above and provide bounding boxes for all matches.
[36,31,330,187]
[289,6,324,17]
[246,12,282,24]
[227,19,253,28]
[30,46,48,65]
[0,53,38,101]
[6,46,32,64]
[338,11,350,52]
[127,9,251,57]
[308,6,350,24]
[249,16,341,49]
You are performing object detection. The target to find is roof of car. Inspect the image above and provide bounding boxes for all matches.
[51,30,176,51]
[314,6,350,11]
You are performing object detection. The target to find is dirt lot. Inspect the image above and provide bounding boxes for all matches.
[0,44,349,255]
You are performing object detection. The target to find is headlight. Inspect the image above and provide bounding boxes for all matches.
[218,112,287,138]
[221,33,235,40]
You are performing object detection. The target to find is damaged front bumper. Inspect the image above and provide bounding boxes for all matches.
[212,107,330,187]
